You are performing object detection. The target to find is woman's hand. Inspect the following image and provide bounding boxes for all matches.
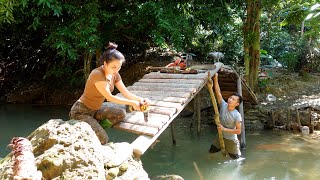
[140,98,151,106]
[131,101,141,111]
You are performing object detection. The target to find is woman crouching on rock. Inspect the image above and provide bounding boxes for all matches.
[69,42,150,144]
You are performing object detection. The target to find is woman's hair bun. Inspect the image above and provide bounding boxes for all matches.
[106,42,118,50]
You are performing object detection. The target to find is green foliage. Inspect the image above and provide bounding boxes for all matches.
[299,70,310,81]
[260,0,320,72]
[0,0,18,24]
[258,78,269,91]
[2,0,318,95]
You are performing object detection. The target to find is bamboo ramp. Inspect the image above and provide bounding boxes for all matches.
[110,62,222,156]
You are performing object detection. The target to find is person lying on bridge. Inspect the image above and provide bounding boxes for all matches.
[209,73,242,159]
[69,42,150,145]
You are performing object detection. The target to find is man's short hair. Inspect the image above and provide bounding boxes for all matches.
[232,93,243,104]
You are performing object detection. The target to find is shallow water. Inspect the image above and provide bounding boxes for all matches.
[1,104,320,180]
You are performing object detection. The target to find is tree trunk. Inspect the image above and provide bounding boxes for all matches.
[95,49,102,67]
[84,51,93,81]
[243,0,262,92]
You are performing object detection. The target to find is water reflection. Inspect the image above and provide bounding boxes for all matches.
[1,105,320,180]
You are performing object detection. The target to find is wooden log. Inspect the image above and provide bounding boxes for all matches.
[128,90,192,98]
[132,82,202,89]
[207,72,226,156]
[123,112,170,129]
[127,86,197,94]
[237,76,246,148]
[142,72,208,79]
[287,108,291,130]
[139,78,205,84]
[296,108,302,130]
[113,122,159,136]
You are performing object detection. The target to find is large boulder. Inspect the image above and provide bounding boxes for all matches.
[0,119,149,180]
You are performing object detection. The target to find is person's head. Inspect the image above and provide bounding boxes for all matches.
[227,93,243,107]
[100,42,125,75]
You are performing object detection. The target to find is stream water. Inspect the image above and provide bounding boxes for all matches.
[1,104,320,180]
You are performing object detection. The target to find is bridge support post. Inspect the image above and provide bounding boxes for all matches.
[237,76,246,148]
[171,123,176,145]
[193,94,201,133]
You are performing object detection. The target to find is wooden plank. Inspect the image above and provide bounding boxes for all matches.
[132,82,202,89]
[220,85,237,90]
[115,94,188,104]
[149,106,177,117]
[128,90,192,98]
[148,96,188,104]
[113,122,159,136]
[108,95,177,117]
[123,112,169,129]
[139,78,205,84]
[142,72,208,79]
[219,82,238,87]
[150,101,183,110]
[127,86,197,94]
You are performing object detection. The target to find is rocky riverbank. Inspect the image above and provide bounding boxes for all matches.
[244,69,320,132]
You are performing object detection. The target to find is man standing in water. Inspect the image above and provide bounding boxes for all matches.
[209,73,242,159]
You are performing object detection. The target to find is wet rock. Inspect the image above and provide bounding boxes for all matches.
[105,142,133,168]
[151,174,184,180]
[108,167,120,178]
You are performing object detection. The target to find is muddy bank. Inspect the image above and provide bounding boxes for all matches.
[245,69,320,132]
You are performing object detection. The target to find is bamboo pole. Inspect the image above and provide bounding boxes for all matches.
[207,72,226,156]
[193,161,204,180]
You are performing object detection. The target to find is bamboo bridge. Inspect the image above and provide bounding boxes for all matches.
[109,62,258,157]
